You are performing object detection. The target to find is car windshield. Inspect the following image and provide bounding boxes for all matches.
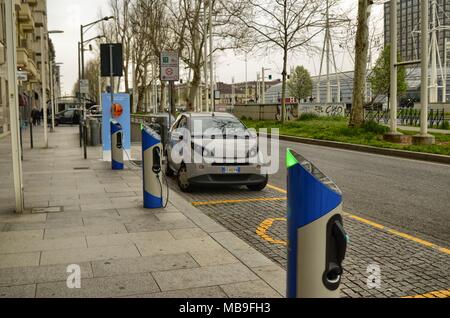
[191,117,249,137]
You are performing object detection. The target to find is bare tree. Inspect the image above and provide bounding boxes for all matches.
[224,0,326,122]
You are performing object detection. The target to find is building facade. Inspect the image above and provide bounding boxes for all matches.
[384,0,450,103]
[0,0,52,135]
[384,0,450,62]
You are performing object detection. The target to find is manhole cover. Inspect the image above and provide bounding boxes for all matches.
[32,206,64,214]
[74,167,90,170]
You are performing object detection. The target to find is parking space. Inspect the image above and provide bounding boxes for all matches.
[167,179,450,298]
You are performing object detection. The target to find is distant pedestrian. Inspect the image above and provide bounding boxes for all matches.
[31,107,39,126]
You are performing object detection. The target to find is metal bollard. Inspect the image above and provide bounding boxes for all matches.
[142,125,163,209]
[29,120,33,149]
[110,120,124,170]
[286,149,348,298]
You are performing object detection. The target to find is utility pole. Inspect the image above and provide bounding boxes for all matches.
[49,60,55,132]
[245,52,248,103]
[40,27,48,148]
[203,0,209,112]
[326,0,331,103]
[389,0,399,135]
[209,0,214,112]
[262,68,265,104]
[5,0,24,213]
[445,39,448,102]
[317,0,342,104]
[231,77,235,108]
[430,0,438,103]
[413,0,435,145]
[256,73,260,103]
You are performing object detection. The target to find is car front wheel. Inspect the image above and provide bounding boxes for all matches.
[247,175,268,191]
[177,164,193,192]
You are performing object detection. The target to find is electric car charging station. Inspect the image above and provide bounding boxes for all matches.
[110,120,124,170]
[286,149,348,298]
[142,125,164,209]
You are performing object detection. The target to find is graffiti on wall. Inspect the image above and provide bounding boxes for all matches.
[298,103,346,117]
[276,104,298,121]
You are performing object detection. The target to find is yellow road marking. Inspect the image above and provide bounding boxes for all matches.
[256,218,287,246]
[192,197,287,206]
[267,184,287,194]
[343,212,385,230]
[402,289,450,299]
[266,184,450,254]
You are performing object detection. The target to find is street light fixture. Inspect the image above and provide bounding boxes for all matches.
[79,17,114,159]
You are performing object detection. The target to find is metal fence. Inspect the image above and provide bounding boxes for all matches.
[363,109,447,128]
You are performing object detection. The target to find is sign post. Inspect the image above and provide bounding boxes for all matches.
[160,51,179,129]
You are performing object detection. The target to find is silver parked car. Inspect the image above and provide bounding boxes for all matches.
[166,112,268,192]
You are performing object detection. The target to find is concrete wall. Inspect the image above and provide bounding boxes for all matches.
[232,104,281,121]
[233,103,347,121]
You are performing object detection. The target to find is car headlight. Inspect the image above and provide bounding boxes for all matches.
[191,143,214,157]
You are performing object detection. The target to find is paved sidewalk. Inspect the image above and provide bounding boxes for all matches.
[0,126,285,298]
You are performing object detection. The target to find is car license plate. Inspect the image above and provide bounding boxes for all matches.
[222,167,241,174]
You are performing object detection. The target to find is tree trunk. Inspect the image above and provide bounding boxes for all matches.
[137,86,145,113]
[187,67,201,112]
[281,47,288,123]
[350,0,371,128]
[160,81,166,113]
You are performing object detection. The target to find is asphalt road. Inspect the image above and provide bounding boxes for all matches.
[268,139,450,246]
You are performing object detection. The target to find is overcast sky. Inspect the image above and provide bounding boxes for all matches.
[48,1,383,96]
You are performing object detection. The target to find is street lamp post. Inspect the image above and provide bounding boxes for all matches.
[40,29,63,144]
[209,0,214,112]
[79,17,113,159]
[51,62,63,132]
[40,27,48,148]
[47,32,63,133]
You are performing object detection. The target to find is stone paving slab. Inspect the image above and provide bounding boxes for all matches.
[36,273,160,298]
[0,263,93,287]
[90,254,199,279]
[152,263,260,292]
[125,286,227,298]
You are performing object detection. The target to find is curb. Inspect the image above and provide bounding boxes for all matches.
[275,134,450,165]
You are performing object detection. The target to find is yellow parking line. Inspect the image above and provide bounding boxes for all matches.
[402,289,450,298]
[267,184,287,194]
[192,197,287,206]
[267,184,450,255]
[256,218,287,246]
[343,213,385,230]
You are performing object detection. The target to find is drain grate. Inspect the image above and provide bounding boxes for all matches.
[32,206,64,214]
[74,167,90,170]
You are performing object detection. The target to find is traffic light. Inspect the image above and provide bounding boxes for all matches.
[268,75,272,80]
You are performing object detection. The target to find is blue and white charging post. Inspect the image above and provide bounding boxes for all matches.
[286,149,348,298]
[110,120,124,170]
[142,125,163,209]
